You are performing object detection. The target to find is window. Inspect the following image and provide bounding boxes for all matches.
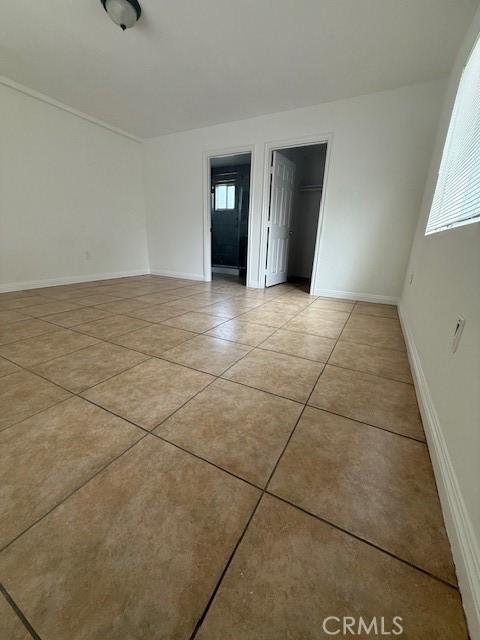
[426,35,480,235]
[215,184,235,210]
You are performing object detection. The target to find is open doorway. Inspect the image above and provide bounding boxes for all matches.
[208,152,252,285]
[263,141,329,293]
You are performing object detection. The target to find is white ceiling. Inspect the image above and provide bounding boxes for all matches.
[1,0,477,139]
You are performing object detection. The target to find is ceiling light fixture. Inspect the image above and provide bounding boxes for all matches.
[101,0,141,31]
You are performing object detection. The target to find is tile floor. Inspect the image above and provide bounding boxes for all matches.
[0,274,469,639]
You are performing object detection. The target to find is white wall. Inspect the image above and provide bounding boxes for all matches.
[0,82,149,291]
[143,80,445,299]
[400,13,480,639]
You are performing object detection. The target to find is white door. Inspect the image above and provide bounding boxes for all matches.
[265,151,296,287]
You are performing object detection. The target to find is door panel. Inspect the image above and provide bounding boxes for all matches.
[265,151,296,287]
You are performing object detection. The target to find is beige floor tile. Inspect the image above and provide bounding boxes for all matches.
[71,293,123,306]
[37,286,100,299]
[0,595,30,640]
[0,310,31,324]
[354,301,399,318]
[196,495,467,640]
[161,311,227,333]
[270,407,455,584]
[264,298,312,312]
[111,324,196,357]
[82,358,213,429]
[164,298,212,312]
[0,290,38,301]
[162,335,251,375]
[0,329,98,367]
[94,299,157,315]
[341,313,406,351]
[121,304,184,323]
[309,365,424,439]
[240,305,296,327]
[0,371,71,431]
[0,397,142,548]
[130,292,182,305]
[206,319,276,346]
[33,342,149,393]
[224,349,323,402]
[159,285,201,297]
[202,299,263,318]
[0,295,50,310]
[0,437,259,640]
[284,308,349,339]
[260,329,335,362]
[87,285,138,298]
[0,356,20,378]
[310,298,354,312]
[184,292,234,305]
[73,315,152,339]
[272,287,312,298]
[42,306,112,328]
[330,340,413,383]
[0,319,57,346]
[20,301,83,317]
[156,379,302,486]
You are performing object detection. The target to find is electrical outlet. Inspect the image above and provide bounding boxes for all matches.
[409,271,414,285]
[451,315,466,353]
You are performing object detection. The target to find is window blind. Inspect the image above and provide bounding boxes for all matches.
[426,35,480,235]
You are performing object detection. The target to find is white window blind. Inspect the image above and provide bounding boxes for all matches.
[426,35,480,235]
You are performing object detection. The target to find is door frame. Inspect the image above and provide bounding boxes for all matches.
[259,133,333,294]
[202,144,255,283]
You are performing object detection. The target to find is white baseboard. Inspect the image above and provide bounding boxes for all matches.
[313,288,398,304]
[150,269,206,282]
[399,305,480,640]
[0,269,151,294]
[212,266,240,275]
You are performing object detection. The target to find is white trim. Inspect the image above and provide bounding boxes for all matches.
[203,145,255,285]
[259,133,333,293]
[150,269,206,281]
[399,305,480,640]
[313,288,398,304]
[0,75,143,143]
[0,269,150,293]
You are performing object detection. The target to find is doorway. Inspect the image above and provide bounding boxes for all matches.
[263,140,329,294]
[205,151,252,285]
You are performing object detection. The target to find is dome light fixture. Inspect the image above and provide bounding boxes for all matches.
[101,0,142,31]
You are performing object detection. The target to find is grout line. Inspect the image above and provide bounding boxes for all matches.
[189,493,264,640]
[0,434,150,555]
[189,335,327,637]
[1,275,438,636]
[189,289,429,635]
[337,335,407,354]
[0,288,420,443]
[149,430,263,492]
[305,404,427,443]
[265,493,459,591]
[316,359,413,385]
[0,396,75,436]
[0,584,42,639]
[0,333,101,365]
